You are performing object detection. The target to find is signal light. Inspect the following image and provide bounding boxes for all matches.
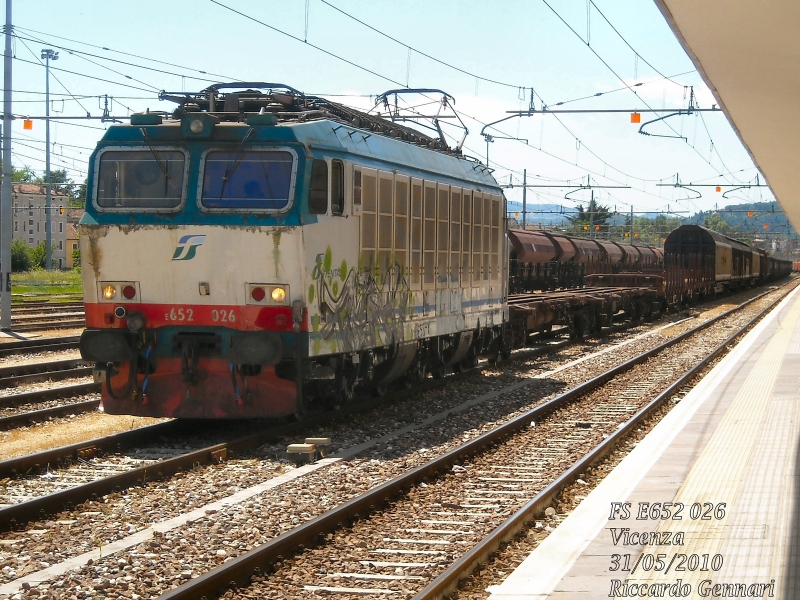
[583,225,589,231]
[715,186,722,192]
[764,224,769,229]
[634,233,639,237]
[595,225,601,230]
[122,285,136,300]
[23,119,33,130]
[630,112,641,124]
[748,211,754,217]
[251,286,266,302]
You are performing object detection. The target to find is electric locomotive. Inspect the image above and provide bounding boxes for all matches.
[79,83,507,419]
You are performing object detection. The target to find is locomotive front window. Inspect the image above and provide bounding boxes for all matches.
[95,149,185,209]
[201,150,294,210]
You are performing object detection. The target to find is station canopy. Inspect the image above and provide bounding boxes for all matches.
[654,1,800,230]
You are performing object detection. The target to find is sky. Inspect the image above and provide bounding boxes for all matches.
[5,0,777,222]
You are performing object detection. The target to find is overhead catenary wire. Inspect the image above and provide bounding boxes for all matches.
[13,31,216,88]
[318,0,521,90]
[8,7,769,215]
[14,25,243,82]
[209,0,407,89]
[14,35,93,117]
[17,7,696,206]
[541,0,745,184]
[8,54,157,94]
[11,151,88,175]
[588,1,684,87]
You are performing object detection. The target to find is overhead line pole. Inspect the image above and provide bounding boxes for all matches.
[1,0,12,331]
[41,48,58,271]
[522,169,526,230]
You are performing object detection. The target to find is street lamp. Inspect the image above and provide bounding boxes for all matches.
[41,48,57,270]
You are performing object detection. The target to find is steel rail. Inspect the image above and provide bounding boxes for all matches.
[0,335,79,357]
[0,366,93,387]
[12,320,85,332]
[0,412,341,532]
[156,283,789,600]
[0,382,98,411]
[0,420,181,477]
[412,284,786,599]
[0,358,86,378]
[0,399,100,431]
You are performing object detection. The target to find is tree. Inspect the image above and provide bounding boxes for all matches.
[703,213,738,235]
[72,246,81,269]
[566,199,613,235]
[11,239,31,271]
[12,166,38,182]
[30,241,57,270]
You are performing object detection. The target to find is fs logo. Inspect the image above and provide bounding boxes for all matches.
[172,234,206,261]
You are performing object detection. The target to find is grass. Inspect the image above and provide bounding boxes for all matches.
[11,269,83,301]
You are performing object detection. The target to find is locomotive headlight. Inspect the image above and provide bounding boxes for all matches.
[271,287,286,302]
[189,118,204,134]
[99,281,139,302]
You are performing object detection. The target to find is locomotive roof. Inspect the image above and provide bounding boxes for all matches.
[103,82,500,190]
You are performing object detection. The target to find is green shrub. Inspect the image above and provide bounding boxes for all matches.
[11,239,31,272]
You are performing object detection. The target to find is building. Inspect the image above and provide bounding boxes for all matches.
[12,183,70,268]
[65,223,80,269]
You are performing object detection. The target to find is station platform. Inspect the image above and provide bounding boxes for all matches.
[488,284,800,599]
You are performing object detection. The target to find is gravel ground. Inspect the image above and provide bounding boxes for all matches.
[0,282,793,599]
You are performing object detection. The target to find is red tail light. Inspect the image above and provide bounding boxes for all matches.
[122,285,136,299]
[251,287,266,301]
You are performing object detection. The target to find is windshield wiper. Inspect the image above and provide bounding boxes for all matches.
[139,127,170,195]
[218,128,254,201]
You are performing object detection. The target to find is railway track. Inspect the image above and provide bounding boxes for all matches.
[0,335,80,358]
[151,283,794,600]
[1,302,84,315]
[0,357,97,429]
[0,303,86,333]
[0,280,792,595]
[0,295,686,525]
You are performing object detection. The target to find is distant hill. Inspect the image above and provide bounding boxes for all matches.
[690,201,795,234]
[506,202,575,226]
[506,199,795,237]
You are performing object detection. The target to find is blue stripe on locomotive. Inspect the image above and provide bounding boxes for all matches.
[81,119,501,227]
